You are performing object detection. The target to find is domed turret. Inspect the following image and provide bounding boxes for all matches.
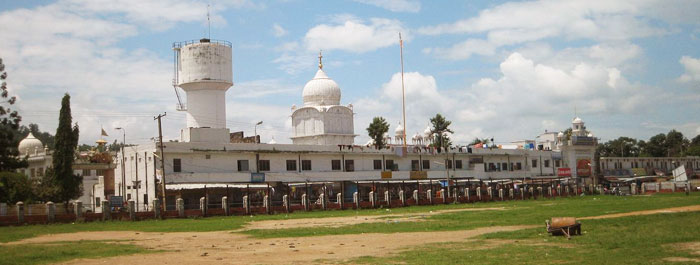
[394,122,404,136]
[18,133,43,156]
[302,52,341,106]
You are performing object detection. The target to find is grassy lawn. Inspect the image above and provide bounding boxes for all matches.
[350,211,700,264]
[244,193,700,238]
[0,240,154,265]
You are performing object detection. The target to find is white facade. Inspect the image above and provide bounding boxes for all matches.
[291,57,356,146]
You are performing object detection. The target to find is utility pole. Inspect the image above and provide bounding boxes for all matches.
[155,112,167,210]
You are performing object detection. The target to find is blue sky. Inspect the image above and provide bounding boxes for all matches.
[1,0,699,146]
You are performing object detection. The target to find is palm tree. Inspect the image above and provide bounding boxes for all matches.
[429,114,453,150]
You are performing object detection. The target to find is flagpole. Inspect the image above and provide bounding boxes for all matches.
[399,33,407,149]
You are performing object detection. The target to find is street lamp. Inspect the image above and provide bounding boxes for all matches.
[254,121,263,143]
[115,127,126,199]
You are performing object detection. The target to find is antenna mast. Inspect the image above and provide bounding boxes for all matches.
[399,33,407,148]
[207,4,211,39]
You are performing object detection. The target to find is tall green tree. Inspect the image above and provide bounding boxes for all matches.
[366,117,390,149]
[687,134,700,156]
[429,114,453,151]
[0,57,27,171]
[0,172,34,203]
[48,93,82,203]
[641,133,667,157]
[665,129,687,157]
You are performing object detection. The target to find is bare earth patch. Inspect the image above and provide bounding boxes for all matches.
[663,257,700,263]
[579,205,700,220]
[242,207,505,230]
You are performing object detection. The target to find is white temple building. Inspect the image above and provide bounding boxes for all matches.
[291,53,356,145]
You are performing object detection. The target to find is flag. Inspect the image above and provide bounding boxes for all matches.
[101,128,108,137]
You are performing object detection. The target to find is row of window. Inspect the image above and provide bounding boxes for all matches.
[172,158,465,173]
[81,169,106,176]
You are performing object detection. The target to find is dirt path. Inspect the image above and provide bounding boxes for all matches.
[19,225,531,265]
[242,207,505,230]
[579,205,700,220]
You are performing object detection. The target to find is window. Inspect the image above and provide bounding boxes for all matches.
[345,160,354,172]
[302,160,312,171]
[95,197,101,206]
[332,160,342,171]
[516,162,522,170]
[127,186,131,190]
[532,159,538,168]
[143,194,148,205]
[544,160,550,168]
[127,194,132,200]
[501,162,508,171]
[96,169,105,176]
[386,160,396,171]
[373,160,382,170]
[237,160,249,172]
[286,160,297,171]
[555,160,561,167]
[82,169,91,176]
[411,160,420,171]
[447,160,453,169]
[205,154,211,159]
[173,159,181,172]
[423,160,431,170]
[488,163,496,171]
[258,160,270,171]
[455,160,463,169]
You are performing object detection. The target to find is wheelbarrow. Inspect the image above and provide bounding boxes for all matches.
[545,217,581,239]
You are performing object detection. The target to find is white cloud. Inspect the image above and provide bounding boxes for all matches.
[353,0,421,13]
[272,23,288,37]
[423,39,496,60]
[304,18,407,53]
[678,56,700,83]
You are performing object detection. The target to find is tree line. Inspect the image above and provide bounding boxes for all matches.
[597,129,700,157]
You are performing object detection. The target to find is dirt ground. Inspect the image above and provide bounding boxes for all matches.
[242,207,505,230]
[7,205,700,265]
[578,205,700,220]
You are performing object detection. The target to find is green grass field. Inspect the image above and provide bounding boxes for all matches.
[1,193,699,265]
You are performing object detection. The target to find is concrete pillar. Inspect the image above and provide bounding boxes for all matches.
[45,201,55,223]
[337,193,344,209]
[412,190,419,204]
[283,195,290,213]
[557,186,562,197]
[476,187,482,201]
[369,191,376,208]
[264,195,271,214]
[565,186,570,196]
[465,188,470,202]
[153,199,161,219]
[452,188,458,200]
[222,196,230,216]
[672,183,676,192]
[630,184,637,195]
[101,201,111,221]
[641,183,646,194]
[73,201,83,220]
[439,189,446,204]
[16,202,24,224]
[498,189,503,201]
[200,197,207,216]
[399,190,406,206]
[528,187,534,199]
[353,192,360,209]
[597,184,603,194]
[176,198,185,217]
[385,191,391,207]
[574,185,579,195]
[548,187,553,198]
[656,182,661,192]
[589,184,594,195]
[243,195,250,214]
[127,200,136,221]
[487,187,493,200]
[509,188,514,199]
[301,194,309,211]
[427,189,433,204]
[319,194,326,210]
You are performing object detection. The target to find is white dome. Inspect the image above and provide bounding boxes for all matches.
[572,116,583,124]
[423,126,432,136]
[557,131,564,138]
[268,137,277,144]
[302,69,341,106]
[18,133,43,156]
[412,133,421,140]
[395,122,404,135]
[587,133,594,137]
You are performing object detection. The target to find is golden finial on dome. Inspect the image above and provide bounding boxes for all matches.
[318,50,323,70]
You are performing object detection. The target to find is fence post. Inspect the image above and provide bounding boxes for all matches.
[465,188,470,202]
[128,200,136,221]
[353,192,360,209]
[476,187,482,201]
[630,184,637,195]
[412,190,419,205]
[243,195,250,214]
[498,189,504,201]
[176,198,184,217]
[369,191,376,208]
[264,195,271,214]
[283,195,290,213]
[337,193,344,209]
[509,188,514,200]
[16,202,24,224]
[385,191,391,207]
[487,187,493,201]
[574,185,579,196]
[45,201,55,223]
[439,189,446,204]
[200,197,207,216]
[102,201,111,221]
[74,201,83,221]
[565,186,570,196]
[427,189,433,205]
[301,194,309,211]
[222,196,229,216]
[153,199,161,219]
[399,190,405,206]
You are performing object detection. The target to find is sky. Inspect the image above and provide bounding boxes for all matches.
[1,0,699,146]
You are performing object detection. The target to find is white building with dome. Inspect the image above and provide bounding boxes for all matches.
[291,53,356,145]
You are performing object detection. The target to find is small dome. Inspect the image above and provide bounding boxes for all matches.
[587,133,594,137]
[395,122,404,135]
[18,133,43,156]
[302,69,341,106]
[383,132,390,138]
[412,133,422,140]
[557,131,564,138]
[423,126,432,136]
[366,139,375,146]
[268,137,277,144]
[572,116,583,124]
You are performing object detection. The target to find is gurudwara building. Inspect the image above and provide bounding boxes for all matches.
[113,37,613,210]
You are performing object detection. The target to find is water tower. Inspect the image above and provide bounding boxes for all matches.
[172,38,233,142]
